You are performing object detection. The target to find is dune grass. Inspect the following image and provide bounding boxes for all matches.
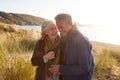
[0,53,35,80]
[0,34,36,80]
[0,23,37,80]
[0,24,120,80]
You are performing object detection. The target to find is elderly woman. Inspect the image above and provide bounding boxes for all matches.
[31,20,61,80]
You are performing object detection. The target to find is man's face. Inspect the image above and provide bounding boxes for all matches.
[56,20,71,36]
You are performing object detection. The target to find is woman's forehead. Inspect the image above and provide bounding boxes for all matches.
[49,23,57,29]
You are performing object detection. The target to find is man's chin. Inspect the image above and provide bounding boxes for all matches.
[62,35,66,37]
[61,33,67,36]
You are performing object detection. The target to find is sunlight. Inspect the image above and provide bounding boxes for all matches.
[103,26,120,45]
[78,25,120,45]
[0,0,120,45]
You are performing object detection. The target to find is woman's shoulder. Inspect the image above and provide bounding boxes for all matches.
[35,38,44,47]
[37,38,43,43]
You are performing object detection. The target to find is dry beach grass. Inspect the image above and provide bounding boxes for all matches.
[0,23,120,80]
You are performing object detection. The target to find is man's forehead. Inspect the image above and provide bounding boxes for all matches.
[56,20,66,24]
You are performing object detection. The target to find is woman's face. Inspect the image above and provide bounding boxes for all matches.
[46,23,58,41]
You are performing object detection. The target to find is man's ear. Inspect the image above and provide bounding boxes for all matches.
[70,22,73,25]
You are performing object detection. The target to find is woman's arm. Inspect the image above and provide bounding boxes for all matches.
[31,40,45,66]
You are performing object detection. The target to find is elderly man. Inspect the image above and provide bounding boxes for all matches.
[50,13,94,80]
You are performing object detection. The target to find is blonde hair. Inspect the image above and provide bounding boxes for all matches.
[41,20,54,39]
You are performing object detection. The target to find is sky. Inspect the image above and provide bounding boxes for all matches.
[0,0,120,27]
[0,0,120,45]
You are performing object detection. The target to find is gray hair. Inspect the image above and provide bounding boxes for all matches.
[55,13,78,30]
[41,20,54,39]
[55,13,72,23]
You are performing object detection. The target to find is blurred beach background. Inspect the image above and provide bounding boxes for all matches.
[0,0,120,80]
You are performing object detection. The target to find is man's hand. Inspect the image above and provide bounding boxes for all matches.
[49,64,60,75]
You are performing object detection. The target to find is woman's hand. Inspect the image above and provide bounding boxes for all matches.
[44,51,55,61]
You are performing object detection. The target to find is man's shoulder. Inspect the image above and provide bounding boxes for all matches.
[69,29,91,44]
[69,29,84,39]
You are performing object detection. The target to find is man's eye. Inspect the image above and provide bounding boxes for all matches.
[59,26,62,29]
